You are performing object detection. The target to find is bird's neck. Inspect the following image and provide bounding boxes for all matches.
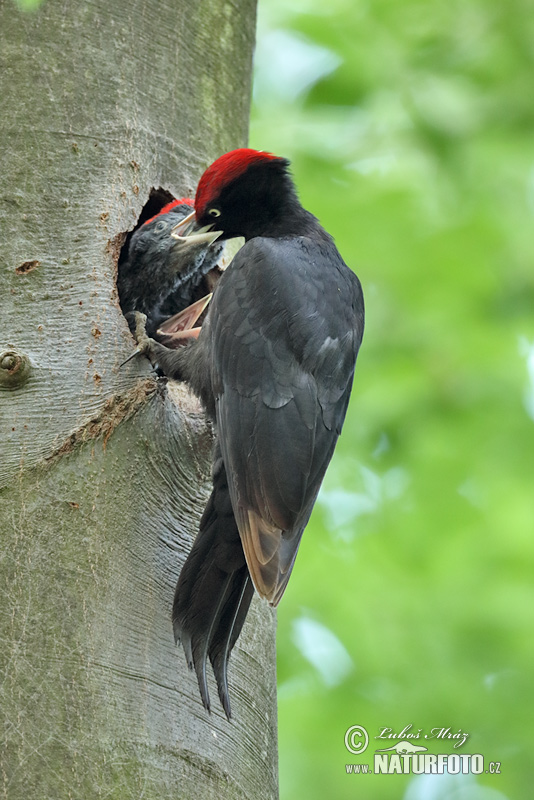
[246,204,326,241]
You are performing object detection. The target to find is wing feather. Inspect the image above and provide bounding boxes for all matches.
[209,235,363,603]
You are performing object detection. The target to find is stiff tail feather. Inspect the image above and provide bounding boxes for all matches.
[172,445,254,719]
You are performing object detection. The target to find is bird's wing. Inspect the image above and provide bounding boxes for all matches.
[210,236,364,604]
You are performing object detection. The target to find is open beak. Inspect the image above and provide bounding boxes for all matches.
[156,293,212,346]
[171,210,222,247]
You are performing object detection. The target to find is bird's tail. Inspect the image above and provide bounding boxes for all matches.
[172,445,254,719]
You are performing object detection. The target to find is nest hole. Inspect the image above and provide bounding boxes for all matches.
[115,188,225,341]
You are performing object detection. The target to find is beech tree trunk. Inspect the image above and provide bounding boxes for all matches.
[0,1,278,798]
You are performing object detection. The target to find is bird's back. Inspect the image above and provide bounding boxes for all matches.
[207,232,364,603]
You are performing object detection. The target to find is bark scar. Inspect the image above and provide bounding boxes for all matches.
[15,259,41,275]
[46,378,157,462]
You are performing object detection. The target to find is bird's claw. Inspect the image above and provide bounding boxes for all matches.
[133,311,151,353]
[119,312,156,369]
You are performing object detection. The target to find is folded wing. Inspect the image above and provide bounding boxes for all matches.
[210,236,364,604]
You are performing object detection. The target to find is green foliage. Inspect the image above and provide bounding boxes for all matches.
[12,0,45,10]
[252,1,534,797]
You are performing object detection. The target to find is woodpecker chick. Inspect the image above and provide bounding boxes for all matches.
[118,199,223,338]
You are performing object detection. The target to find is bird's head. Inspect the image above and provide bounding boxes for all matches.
[135,200,193,252]
[142,198,193,227]
[172,148,299,243]
[130,197,221,271]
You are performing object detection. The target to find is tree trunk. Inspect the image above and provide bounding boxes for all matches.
[0,1,278,798]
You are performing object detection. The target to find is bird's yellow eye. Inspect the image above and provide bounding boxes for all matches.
[208,208,221,218]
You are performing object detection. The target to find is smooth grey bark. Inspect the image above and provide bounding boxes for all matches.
[0,1,278,798]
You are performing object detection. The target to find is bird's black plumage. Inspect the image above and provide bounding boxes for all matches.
[208,233,361,603]
[171,442,254,719]
[133,149,364,717]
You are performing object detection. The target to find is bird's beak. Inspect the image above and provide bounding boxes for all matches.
[171,210,222,246]
[157,293,212,345]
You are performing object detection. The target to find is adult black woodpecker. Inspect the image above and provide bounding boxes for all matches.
[132,149,365,718]
[117,198,223,340]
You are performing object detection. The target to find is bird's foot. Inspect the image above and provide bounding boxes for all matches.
[119,312,158,369]
[133,312,151,352]
[120,311,192,380]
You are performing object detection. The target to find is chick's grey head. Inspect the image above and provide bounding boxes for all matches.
[118,200,224,335]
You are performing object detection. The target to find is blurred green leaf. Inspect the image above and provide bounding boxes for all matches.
[252,0,534,797]
[12,0,45,10]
